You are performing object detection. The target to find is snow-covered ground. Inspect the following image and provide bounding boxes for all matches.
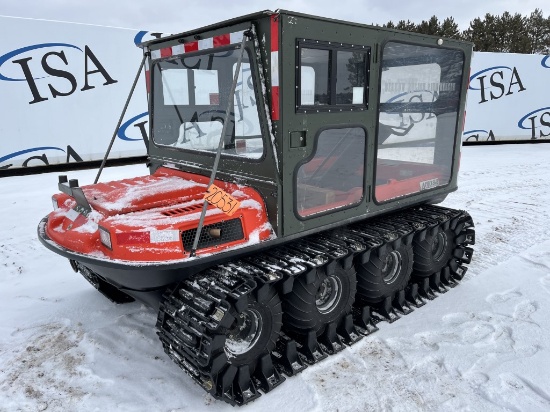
[1,144,550,411]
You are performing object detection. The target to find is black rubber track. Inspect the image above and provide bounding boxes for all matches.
[282,263,357,336]
[155,205,475,406]
[356,242,413,304]
[224,286,283,372]
[412,227,456,277]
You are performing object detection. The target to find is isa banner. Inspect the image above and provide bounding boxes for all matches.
[464,51,550,142]
[0,16,162,170]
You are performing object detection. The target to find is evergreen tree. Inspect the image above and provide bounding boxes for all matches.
[395,19,417,32]
[381,9,550,54]
[463,13,501,51]
[417,15,441,35]
[527,9,550,54]
[439,17,461,39]
[498,12,529,53]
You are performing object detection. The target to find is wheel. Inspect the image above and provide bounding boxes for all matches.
[223,286,282,372]
[356,242,413,304]
[412,227,455,277]
[157,274,283,404]
[282,264,356,336]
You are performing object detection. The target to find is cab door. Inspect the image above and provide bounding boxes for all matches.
[277,14,376,236]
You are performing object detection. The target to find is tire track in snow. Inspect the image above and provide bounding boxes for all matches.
[304,287,543,411]
[443,146,550,280]
[0,322,87,411]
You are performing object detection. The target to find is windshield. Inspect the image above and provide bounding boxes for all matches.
[151,47,264,159]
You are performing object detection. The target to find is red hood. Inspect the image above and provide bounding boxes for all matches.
[82,172,207,216]
[45,167,273,262]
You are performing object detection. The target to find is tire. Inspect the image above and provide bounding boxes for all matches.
[356,243,413,304]
[283,264,356,336]
[223,285,282,371]
[412,227,455,277]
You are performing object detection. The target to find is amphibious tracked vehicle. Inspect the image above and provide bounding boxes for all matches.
[38,10,475,405]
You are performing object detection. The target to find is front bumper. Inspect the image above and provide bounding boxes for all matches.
[38,216,207,292]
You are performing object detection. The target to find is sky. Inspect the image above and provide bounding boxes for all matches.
[0,0,548,34]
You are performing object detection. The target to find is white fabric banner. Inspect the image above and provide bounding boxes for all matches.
[464,51,550,142]
[1,16,549,171]
[0,16,157,170]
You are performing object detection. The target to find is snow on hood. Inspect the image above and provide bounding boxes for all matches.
[103,197,265,232]
[83,176,205,214]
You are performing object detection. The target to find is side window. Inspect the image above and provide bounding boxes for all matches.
[300,48,330,105]
[297,40,369,112]
[375,42,464,202]
[296,127,365,217]
[336,51,366,105]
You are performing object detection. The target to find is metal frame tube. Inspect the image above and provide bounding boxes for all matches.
[94,52,148,184]
[190,31,250,256]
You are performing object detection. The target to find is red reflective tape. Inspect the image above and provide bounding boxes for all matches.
[184,42,199,52]
[271,15,280,121]
[270,15,279,51]
[213,34,230,48]
[116,232,150,245]
[271,86,280,121]
[145,70,151,93]
[160,47,172,57]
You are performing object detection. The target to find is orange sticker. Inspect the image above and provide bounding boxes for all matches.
[204,184,241,216]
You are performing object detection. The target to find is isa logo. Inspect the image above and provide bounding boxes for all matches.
[1,111,148,169]
[469,66,526,104]
[463,129,496,142]
[0,146,83,170]
[542,56,550,69]
[118,112,149,142]
[0,42,117,105]
[518,107,550,139]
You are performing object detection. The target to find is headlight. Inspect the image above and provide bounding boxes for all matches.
[52,196,59,211]
[98,226,112,250]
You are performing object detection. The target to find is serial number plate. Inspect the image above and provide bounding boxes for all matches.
[204,184,241,216]
[419,178,439,191]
